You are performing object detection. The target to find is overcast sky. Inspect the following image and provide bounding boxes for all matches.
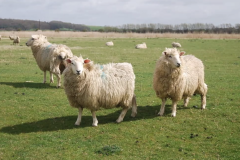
[0,0,239,26]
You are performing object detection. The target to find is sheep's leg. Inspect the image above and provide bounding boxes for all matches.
[43,71,47,83]
[56,74,61,88]
[201,94,206,109]
[158,98,166,116]
[131,94,137,117]
[75,107,83,126]
[50,72,54,83]
[116,108,128,123]
[171,101,178,117]
[91,110,98,127]
[183,97,190,107]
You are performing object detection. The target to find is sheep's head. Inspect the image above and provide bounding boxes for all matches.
[26,35,47,47]
[162,48,185,68]
[66,56,93,75]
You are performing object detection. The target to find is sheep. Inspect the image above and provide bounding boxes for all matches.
[135,42,147,49]
[106,41,114,46]
[63,56,137,126]
[153,48,207,117]
[13,36,20,45]
[9,35,16,40]
[172,42,181,48]
[26,34,73,88]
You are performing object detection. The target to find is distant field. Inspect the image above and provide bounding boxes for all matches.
[1,31,240,39]
[0,35,240,159]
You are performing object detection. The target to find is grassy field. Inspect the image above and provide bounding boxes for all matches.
[0,35,240,160]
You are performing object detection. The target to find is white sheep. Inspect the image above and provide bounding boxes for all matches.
[26,34,73,88]
[63,56,137,126]
[106,41,114,46]
[172,42,181,48]
[153,48,207,117]
[13,36,20,45]
[135,42,147,49]
[9,35,16,40]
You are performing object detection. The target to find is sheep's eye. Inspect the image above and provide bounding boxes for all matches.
[71,62,74,65]
[168,55,172,58]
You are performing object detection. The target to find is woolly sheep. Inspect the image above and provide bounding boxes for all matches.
[135,42,147,49]
[153,48,207,117]
[63,56,137,126]
[13,36,20,45]
[172,42,181,48]
[106,41,114,46]
[26,34,73,88]
[9,35,16,40]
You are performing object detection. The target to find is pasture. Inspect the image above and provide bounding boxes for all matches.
[0,34,240,159]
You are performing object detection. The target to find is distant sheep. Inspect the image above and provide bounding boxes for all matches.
[135,42,147,49]
[172,42,181,48]
[26,34,73,88]
[106,41,114,46]
[9,35,16,40]
[13,36,20,45]
[63,56,137,126]
[153,48,207,117]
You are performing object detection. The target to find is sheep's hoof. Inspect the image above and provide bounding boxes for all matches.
[157,112,163,116]
[92,124,98,127]
[74,124,80,127]
[171,114,176,117]
[131,112,137,118]
[116,120,122,124]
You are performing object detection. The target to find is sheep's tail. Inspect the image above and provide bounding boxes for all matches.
[131,94,137,117]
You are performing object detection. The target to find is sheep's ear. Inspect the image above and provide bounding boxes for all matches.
[84,59,91,63]
[84,61,94,71]
[162,51,167,56]
[66,59,71,63]
[180,51,185,56]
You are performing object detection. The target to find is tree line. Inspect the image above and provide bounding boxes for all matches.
[98,23,240,34]
[0,18,90,31]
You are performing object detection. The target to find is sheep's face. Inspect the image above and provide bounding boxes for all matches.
[66,57,93,75]
[163,48,185,68]
[26,35,47,46]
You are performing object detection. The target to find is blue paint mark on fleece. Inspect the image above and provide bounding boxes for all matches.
[100,65,106,79]
[45,44,52,50]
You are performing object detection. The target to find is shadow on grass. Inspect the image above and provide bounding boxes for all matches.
[0,105,194,135]
[0,82,57,89]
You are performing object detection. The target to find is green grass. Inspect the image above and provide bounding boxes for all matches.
[0,37,240,160]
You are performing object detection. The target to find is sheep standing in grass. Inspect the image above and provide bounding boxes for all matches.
[135,42,147,49]
[63,56,137,126]
[153,48,207,117]
[26,34,73,88]
[172,42,181,48]
[106,41,114,46]
[13,36,20,45]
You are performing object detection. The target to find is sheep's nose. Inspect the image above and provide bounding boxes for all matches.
[177,63,181,67]
[76,70,81,75]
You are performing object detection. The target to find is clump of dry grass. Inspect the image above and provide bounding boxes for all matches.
[0,31,240,39]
